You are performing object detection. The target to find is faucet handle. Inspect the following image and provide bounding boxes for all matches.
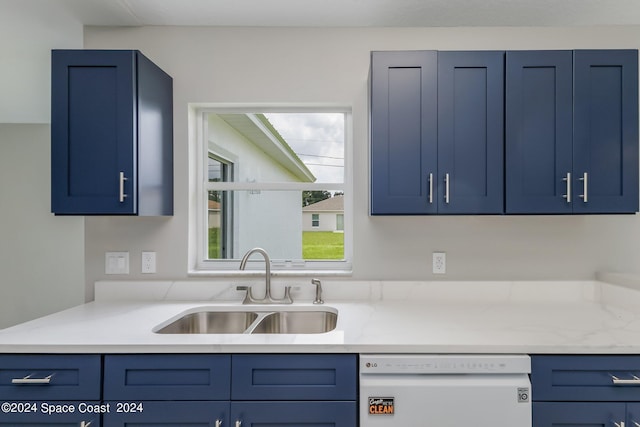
[236,285,253,304]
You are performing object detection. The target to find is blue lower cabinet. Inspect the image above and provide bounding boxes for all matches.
[102,401,229,426]
[533,402,625,426]
[627,403,640,426]
[232,354,357,401]
[103,354,231,401]
[231,401,357,427]
[0,401,101,426]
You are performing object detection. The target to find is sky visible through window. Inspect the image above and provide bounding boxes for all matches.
[264,113,344,184]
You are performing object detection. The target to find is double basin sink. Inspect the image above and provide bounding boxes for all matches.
[154,306,338,335]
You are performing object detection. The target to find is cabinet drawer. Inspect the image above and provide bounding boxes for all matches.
[0,355,101,400]
[231,354,357,400]
[104,354,230,400]
[532,355,640,401]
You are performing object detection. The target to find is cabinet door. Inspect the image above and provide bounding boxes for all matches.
[51,50,137,214]
[438,51,504,214]
[626,403,640,426]
[103,401,228,426]
[573,50,639,213]
[533,402,625,427]
[506,51,574,214]
[231,401,356,427]
[370,51,438,214]
[0,402,101,426]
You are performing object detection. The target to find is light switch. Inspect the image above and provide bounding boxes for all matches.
[105,252,130,275]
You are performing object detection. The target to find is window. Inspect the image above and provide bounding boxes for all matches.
[208,155,233,259]
[192,106,351,273]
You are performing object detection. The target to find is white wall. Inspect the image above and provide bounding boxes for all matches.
[0,125,85,328]
[83,25,640,294]
[0,2,85,327]
[0,1,82,123]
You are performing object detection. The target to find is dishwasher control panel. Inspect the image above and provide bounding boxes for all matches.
[360,354,531,374]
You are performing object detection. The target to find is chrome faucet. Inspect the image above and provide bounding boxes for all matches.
[237,247,292,304]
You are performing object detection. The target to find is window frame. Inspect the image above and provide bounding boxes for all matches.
[207,153,234,259]
[189,104,353,276]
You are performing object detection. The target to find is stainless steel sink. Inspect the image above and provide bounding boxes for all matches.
[250,310,338,334]
[155,311,258,334]
[154,308,337,334]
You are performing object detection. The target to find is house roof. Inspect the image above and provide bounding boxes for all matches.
[303,195,344,212]
[217,113,316,183]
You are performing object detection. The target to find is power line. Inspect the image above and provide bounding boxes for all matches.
[297,153,344,160]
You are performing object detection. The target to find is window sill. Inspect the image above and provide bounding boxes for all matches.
[188,268,353,278]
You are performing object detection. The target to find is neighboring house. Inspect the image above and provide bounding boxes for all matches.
[302,195,344,232]
[208,199,220,229]
[208,113,316,259]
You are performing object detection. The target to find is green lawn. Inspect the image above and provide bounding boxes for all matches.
[303,231,344,260]
[209,229,344,260]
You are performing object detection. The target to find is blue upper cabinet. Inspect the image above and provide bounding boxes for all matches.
[506,51,574,214]
[51,50,173,215]
[573,50,639,214]
[437,51,504,214]
[370,51,438,214]
[370,50,504,215]
[506,50,639,214]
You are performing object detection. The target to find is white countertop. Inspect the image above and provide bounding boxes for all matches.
[2,274,640,354]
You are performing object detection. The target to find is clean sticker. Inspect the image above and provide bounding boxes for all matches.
[369,397,395,415]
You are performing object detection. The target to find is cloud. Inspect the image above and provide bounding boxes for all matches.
[265,112,344,184]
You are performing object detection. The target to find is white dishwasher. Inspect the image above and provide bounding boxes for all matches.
[360,354,531,426]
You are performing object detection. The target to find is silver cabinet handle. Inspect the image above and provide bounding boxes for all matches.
[633,422,640,427]
[579,172,588,203]
[11,374,52,385]
[614,422,625,427]
[119,171,128,203]
[612,375,640,385]
[428,173,434,204]
[562,172,571,203]
[444,173,450,204]
[80,422,92,427]
[215,420,222,427]
[235,421,242,427]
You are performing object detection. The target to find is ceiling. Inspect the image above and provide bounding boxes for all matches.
[55,0,640,27]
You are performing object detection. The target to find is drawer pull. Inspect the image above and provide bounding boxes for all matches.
[11,374,53,385]
[80,422,92,427]
[215,421,222,427]
[614,422,625,427]
[611,375,640,385]
[235,421,242,427]
[633,422,640,427]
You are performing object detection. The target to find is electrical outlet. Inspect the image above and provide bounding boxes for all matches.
[432,252,446,274]
[141,251,157,274]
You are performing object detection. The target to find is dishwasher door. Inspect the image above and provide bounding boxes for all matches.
[360,373,532,426]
